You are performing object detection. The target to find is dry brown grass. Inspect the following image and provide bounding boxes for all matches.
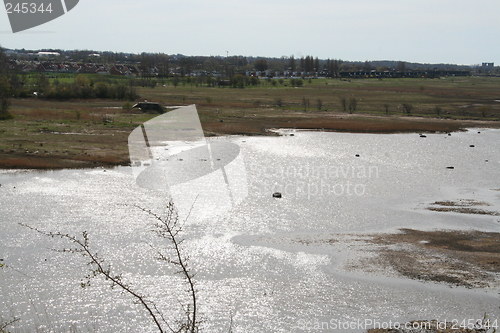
[2,77,500,169]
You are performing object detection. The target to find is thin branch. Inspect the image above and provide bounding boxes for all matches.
[19,223,168,333]
[0,317,20,331]
[20,199,199,333]
[135,201,198,333]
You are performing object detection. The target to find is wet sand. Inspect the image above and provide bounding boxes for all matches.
[361,229,500,289]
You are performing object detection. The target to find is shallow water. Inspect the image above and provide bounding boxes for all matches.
[1,129,499,332]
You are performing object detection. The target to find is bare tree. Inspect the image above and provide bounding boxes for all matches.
[289,55,296,72]
[401,103,413,114]
[348,97,358,113]
[172,76,181,87]
[254,59,268,72]
[302,97,310,112]
[0,47,14,120]
[434,105,442,116]
[478,106,491,118]
[396,61,406,72]
[273,97,284,108]
[383,104,390,115]
[339,96,347,112]
[21,200,199,333]
[0,76,12,120]
[316,98,323,111]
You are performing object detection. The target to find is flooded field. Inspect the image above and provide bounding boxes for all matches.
[1,129,499,332]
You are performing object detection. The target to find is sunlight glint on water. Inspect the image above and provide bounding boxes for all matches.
[1,129,499,332]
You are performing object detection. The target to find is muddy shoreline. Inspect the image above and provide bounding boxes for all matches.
[1,115,498,170]
[359,229,500,289]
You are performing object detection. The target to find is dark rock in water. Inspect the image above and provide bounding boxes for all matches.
[290,134,295,136]
[132,102,165,114]
[355,154,360,157]
[420,134,427,138]
[448,133,451,136]
[478,131,481,134]
[470,145,475,147]
[446,166,455,169]
[273,192,282,198]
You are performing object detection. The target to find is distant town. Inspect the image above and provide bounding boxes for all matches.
[3,48,497,79]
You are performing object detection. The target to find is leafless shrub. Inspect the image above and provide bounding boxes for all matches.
[302,97,310,112]
[316,98,323,111]
[20,200,199,333]
[339,96,347,112]
[348,97,358,113]
[401,103,413,114]
[273,97,284,108]
[434,105,442,116]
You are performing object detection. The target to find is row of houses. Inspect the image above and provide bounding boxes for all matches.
[5,60,472,79]
[338,69,471,79]
[186,70,321,78]
[6,60,288,78]
[6,60,155,77]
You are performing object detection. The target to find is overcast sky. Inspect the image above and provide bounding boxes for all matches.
[1,0,499,65]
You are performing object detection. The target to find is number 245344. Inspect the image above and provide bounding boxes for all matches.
[5,3,53,14]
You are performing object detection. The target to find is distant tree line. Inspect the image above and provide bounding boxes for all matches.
[229,74,260,88]
[0,46,13,120]
[6,47,485,82]
[6,72,140,101]
[53,77,139,100]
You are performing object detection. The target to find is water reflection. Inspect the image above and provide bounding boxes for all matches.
[0,129,499,332]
